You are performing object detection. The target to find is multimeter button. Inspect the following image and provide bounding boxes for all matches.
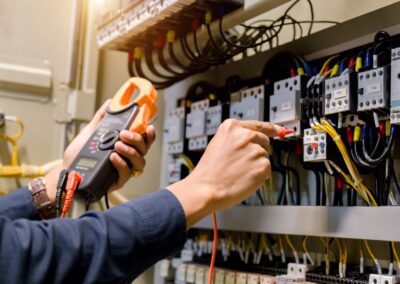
[98,130,120,150]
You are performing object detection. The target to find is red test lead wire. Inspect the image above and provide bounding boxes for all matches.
[208,212,218,284]
[60,171,83,218]
[278,127,295,139]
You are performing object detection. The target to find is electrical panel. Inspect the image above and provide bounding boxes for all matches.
[324,72,357,115]
[159,27,400,284]
[186,100,209,151]
[391,48,400,124]
[164,107,185,154]
[230,85,265,121]
[270,76,304,138]
[357,66,390,112]
[303,128,327,162]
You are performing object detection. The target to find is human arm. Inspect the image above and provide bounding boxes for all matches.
[0,100,155,221]
[0,189,186,284]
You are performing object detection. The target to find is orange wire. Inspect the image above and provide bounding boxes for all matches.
[208,212,218,284]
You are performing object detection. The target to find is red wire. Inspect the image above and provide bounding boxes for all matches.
[60,171,82,218]
[208,212,218,284]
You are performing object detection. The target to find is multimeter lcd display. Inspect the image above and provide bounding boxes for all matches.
[77,157,98,169]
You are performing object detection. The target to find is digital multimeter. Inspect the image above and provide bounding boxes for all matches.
[68,77,157,202]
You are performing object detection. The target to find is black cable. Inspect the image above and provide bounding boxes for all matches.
[157,47,185,76]
[321,171,327,206]
[144,45,176,79]
[361,128,395,165]
[105,193,110,210]
[85,196,91,211]
[56,170,69,218]
[256,190,265,205]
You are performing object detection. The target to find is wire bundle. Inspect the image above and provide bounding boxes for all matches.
[128,0,338,89]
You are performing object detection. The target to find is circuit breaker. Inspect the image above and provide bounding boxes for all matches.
[230,85,265,121]
[270,76,305,137]
[167,158,182,184]
[303,128,328,162]
[324,72,357,115]
[391,47,400,124]
[164,107,185,154]
[186,100,209,151]
[206,104,223,136]
[357,66,390,112]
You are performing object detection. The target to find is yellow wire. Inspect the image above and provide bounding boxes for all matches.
[319,55,340,74]
[335,238,343,263]
[343,239,348,265]
[302,236,309,255]
[313,119,377,206]
[364,240,377,262]
[392,241,400,264]
[285,235,297,256]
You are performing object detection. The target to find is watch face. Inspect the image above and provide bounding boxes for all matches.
[29,177,46,194]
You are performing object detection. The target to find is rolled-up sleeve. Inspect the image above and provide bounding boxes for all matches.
[0,189,187,284]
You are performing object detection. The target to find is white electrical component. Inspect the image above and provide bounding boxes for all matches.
[195,266,205,284]
[97,0,196,48]
[303,128,328,162]
[270,76,304,138]
[236,272,248,284]
[391,47,400,124]
[214,269,225,284]
[248,273,260,284]
[186,264,196,283]
[369,274,400,284]
[230,85,265,121]
[260,275,276,284]
[206,104,224,136]
[186,99,209,151]
[276,263,308,284]
[176,263,187,282]
[225,271,237,284]
[159,259,173,278]
[164,107,185,154]
[357,66,390,112]
[324,73,356,115]
[167,158,182,184]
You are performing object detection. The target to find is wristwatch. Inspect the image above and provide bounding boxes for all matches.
[29,177,55,220]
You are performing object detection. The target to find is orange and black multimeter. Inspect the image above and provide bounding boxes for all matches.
[68,77,157,202]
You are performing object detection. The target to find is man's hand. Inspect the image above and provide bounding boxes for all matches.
[45,100,156,202]
[167,119,283,227]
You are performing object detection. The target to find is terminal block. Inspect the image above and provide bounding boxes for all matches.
[270,76,306,138]
[369,274,400,284]
[276,263,307,284]
[303,128,328,162]
[324,72,357,115]
[357,66,390,112]
[164,107,185,154]
[186,99,209,151]
[230,85,265,121]
[391,48,400,124]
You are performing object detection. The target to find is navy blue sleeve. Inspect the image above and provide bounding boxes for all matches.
[0,187,38,220]
[0,189,187,284]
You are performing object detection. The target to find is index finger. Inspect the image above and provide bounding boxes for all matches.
[237,120,291,138]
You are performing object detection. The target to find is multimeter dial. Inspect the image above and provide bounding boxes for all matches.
[98,130,120,151]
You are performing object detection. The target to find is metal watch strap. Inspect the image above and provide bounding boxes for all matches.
[29,177,55,220]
